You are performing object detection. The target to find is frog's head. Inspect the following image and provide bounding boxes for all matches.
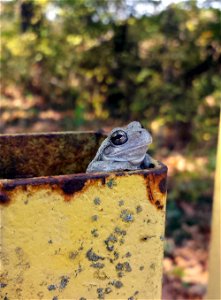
[102,121,152,165]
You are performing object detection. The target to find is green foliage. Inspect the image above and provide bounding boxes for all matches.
[171,266,185,279]
[168,171,213,202]
[1,0,220,140]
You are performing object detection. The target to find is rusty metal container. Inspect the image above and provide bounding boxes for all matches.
[0,132,167,299]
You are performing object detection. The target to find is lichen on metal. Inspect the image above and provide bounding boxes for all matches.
[0,132,167,299]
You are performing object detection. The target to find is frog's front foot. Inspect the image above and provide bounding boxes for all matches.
[141,154,152,169]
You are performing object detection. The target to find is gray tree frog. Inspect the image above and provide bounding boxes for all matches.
[86,121,152,173]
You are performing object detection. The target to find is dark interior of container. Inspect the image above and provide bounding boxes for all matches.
[0,132,105,179]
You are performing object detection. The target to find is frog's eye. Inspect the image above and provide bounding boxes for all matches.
[110,130,128,145]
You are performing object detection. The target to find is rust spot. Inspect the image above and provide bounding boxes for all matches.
[60,173,109,197]
[159,177,167,194]
[61,178,87,195]
[148,188,154,204]
[146,176,155,205]
[0,173,109,203]
[140,235,155,241]
[155,200,164,210]
[101,176,106,185]
[87,174,107,185]
[155,200,160,206]
[0,191,10,205]
[2,183,16,191]
[115,172,126,177]
[145,171,167,210]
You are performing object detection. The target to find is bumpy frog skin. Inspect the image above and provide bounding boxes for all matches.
[86,121,152,173]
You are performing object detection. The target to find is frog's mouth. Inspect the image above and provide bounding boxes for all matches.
[104,144,148,161]
[111,144,147,155]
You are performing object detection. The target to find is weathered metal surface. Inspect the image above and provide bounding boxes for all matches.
[0,132,167,300]
[0,132,104,178]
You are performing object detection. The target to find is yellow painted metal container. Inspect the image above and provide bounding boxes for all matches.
[0,132,167,300]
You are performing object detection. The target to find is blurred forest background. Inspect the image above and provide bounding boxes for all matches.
[0,0,220,299]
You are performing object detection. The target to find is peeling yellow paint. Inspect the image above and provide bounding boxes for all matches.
[1,171,167,299]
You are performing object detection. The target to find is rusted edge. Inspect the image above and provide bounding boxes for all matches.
[0,191,9,205]
[144,166,167,210]
[0,163,167,190]
[0,162,167,207]
[159,177,167,194]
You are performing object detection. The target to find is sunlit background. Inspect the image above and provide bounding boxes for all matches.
[0,0,220,299]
